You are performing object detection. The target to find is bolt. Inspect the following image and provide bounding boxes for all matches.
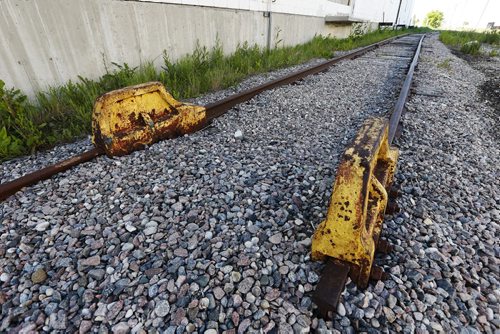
[385,200,400,215]
[376,239,393,254]
[370,266,388,281]
[388,187,400,199]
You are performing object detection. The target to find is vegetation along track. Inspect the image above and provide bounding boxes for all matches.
[1,34,427,332]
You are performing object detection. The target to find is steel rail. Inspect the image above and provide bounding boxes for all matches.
[312,33,425,318]
[0,148,103,201]
[204,34,407,121]
[0,33,411,202]
[388,34,425,144]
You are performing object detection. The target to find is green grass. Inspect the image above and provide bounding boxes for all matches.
[488,49,499,57]
[437,58,452,70]
[439,30,500,55]
[0,27,427,161]
[460,41,481,55]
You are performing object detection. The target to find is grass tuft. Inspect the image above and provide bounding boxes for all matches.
[439,30,500,55]
[460,41,481,55]
[437,58,452,70]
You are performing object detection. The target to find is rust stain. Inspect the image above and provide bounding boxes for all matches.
[91,82,206,157]
[311,117,399,288]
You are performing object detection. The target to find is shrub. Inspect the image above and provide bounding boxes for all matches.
[0,80,43,159]
[460,40,481,55]
[423,10,444,29]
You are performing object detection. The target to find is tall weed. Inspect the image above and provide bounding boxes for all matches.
[440,30,500,55]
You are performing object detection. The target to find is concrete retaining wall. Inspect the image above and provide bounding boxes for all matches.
[0,0,403,96]
[352,0,415,25]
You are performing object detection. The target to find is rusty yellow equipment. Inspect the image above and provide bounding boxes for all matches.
[92,82,206,156]
[312,117,398,288]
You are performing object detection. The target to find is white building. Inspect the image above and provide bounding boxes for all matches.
[0,0,415,96]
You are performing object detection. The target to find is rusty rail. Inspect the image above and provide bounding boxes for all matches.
[312,34,425,318]
[205,34,407,121]
[388,34,424,144]
[0,34,411,202]
[0,148,103,201]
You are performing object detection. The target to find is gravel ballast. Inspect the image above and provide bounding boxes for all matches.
[390,34,499,333]
[1,34,498,333]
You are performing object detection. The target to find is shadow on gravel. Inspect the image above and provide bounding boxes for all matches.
[450,49,500,141]
[478,77,500,141]
[478,78,500,114]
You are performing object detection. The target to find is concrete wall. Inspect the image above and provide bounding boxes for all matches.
[0,0,355,96]
[272,14,325,47]
[0,0,267,95]
[352,0,415,25]
[0,0,412,97]
[138,0,351,17]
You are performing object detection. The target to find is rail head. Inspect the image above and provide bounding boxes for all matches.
[388,34,425,144]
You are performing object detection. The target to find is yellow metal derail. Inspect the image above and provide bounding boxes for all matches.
[92,82,206,156]
[312,117,398,287]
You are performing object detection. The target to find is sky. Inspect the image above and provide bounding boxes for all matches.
[412,0,500,29]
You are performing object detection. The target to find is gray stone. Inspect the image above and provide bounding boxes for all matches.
[34,221,50,232]
[155,301,170,317]
[269,233,282,244]
[383,307,396,323]
[213,287,225,300]
[79,255,100,267]
[231,271,242,283]
[337,302,346,317]
[111,322,129,334]
[88,269,105,280]
[238,277,254,294]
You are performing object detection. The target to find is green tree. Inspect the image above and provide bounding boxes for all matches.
[423,10,444,29]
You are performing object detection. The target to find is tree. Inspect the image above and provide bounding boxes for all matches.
[423,10,444,29]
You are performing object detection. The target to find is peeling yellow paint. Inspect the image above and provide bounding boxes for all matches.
[92,82,206,156]
[312,117,398,288]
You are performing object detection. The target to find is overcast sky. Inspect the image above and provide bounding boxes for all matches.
[413,0,500,29]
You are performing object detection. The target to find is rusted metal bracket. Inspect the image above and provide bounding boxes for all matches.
[311,117,398,317]
[313,259,350,318]
[376,239,393,254]
[312,117,398,287]
[92,82,206,156]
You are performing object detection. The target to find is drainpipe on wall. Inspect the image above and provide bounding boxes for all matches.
[265,11,272,49]
[394,0,403,28]
[265,0,274,50]
[350,0,356,18]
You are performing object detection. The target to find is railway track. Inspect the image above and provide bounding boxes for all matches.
[0,34,432,332]
[0,34,421,202]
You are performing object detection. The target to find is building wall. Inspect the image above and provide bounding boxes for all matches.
[137,0,351,17]
[352,0,415,25]
[0,0,412,96]
[0,1,259,95]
